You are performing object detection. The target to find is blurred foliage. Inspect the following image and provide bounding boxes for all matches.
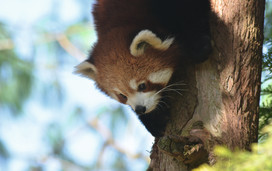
[194,123,272,171]
[0,140,9,159]
[262,0,272,81]
[42,105,132,171]
[0,1,148,169]
[259,85,272,140]
[0,23,33,162]
[0,23,33,115]
[65,23,97,50]
[96,106,129,138]
[262,39,272,81]
[260,0,272,140]
[264,0,272,43]
[111,153,129,171]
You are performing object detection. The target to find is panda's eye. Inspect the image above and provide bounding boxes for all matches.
[138,83,146,91]
[119,93,127,100]
[117,93,127,104]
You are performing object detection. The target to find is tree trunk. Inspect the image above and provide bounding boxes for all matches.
[148,0,265,170]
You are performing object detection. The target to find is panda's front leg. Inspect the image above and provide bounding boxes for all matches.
[138,100,170,137]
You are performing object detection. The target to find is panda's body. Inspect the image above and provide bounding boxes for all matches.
[75,0,212,137]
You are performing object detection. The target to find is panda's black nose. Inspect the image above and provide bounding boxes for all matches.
[135,105,146,114]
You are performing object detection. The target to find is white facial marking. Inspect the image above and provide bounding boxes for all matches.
[130,29,175,57]
[127,91,161,114]
[110,93,118,101]
[148,68,173,84]
[129,79,137,90]
[113,88,122,93]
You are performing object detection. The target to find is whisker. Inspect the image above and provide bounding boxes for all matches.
[164,83,187,88]
[168,81,187,86]
[165,88,187,91]
[161,82,186,89]
[162,88,187,92]
[154,83,183,96]
[160,95,174,100]
[158,100,169,108]
[155,102,164,111]
[161,88,184,96]
[152,81,187,98]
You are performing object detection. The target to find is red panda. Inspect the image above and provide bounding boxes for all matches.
[75,0,212,137]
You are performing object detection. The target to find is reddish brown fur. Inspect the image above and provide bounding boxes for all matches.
[89,0,186,98]
[92,26,181,97]
[93,0,162,37]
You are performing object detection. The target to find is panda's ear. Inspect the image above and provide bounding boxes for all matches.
[130,29,174,57]
[74,60,97,80]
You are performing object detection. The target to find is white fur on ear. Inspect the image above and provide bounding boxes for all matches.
[130,29,174,57]
[148,68,173,85]
[74,61,97,80]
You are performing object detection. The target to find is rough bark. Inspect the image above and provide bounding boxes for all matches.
[149,0,265,170]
